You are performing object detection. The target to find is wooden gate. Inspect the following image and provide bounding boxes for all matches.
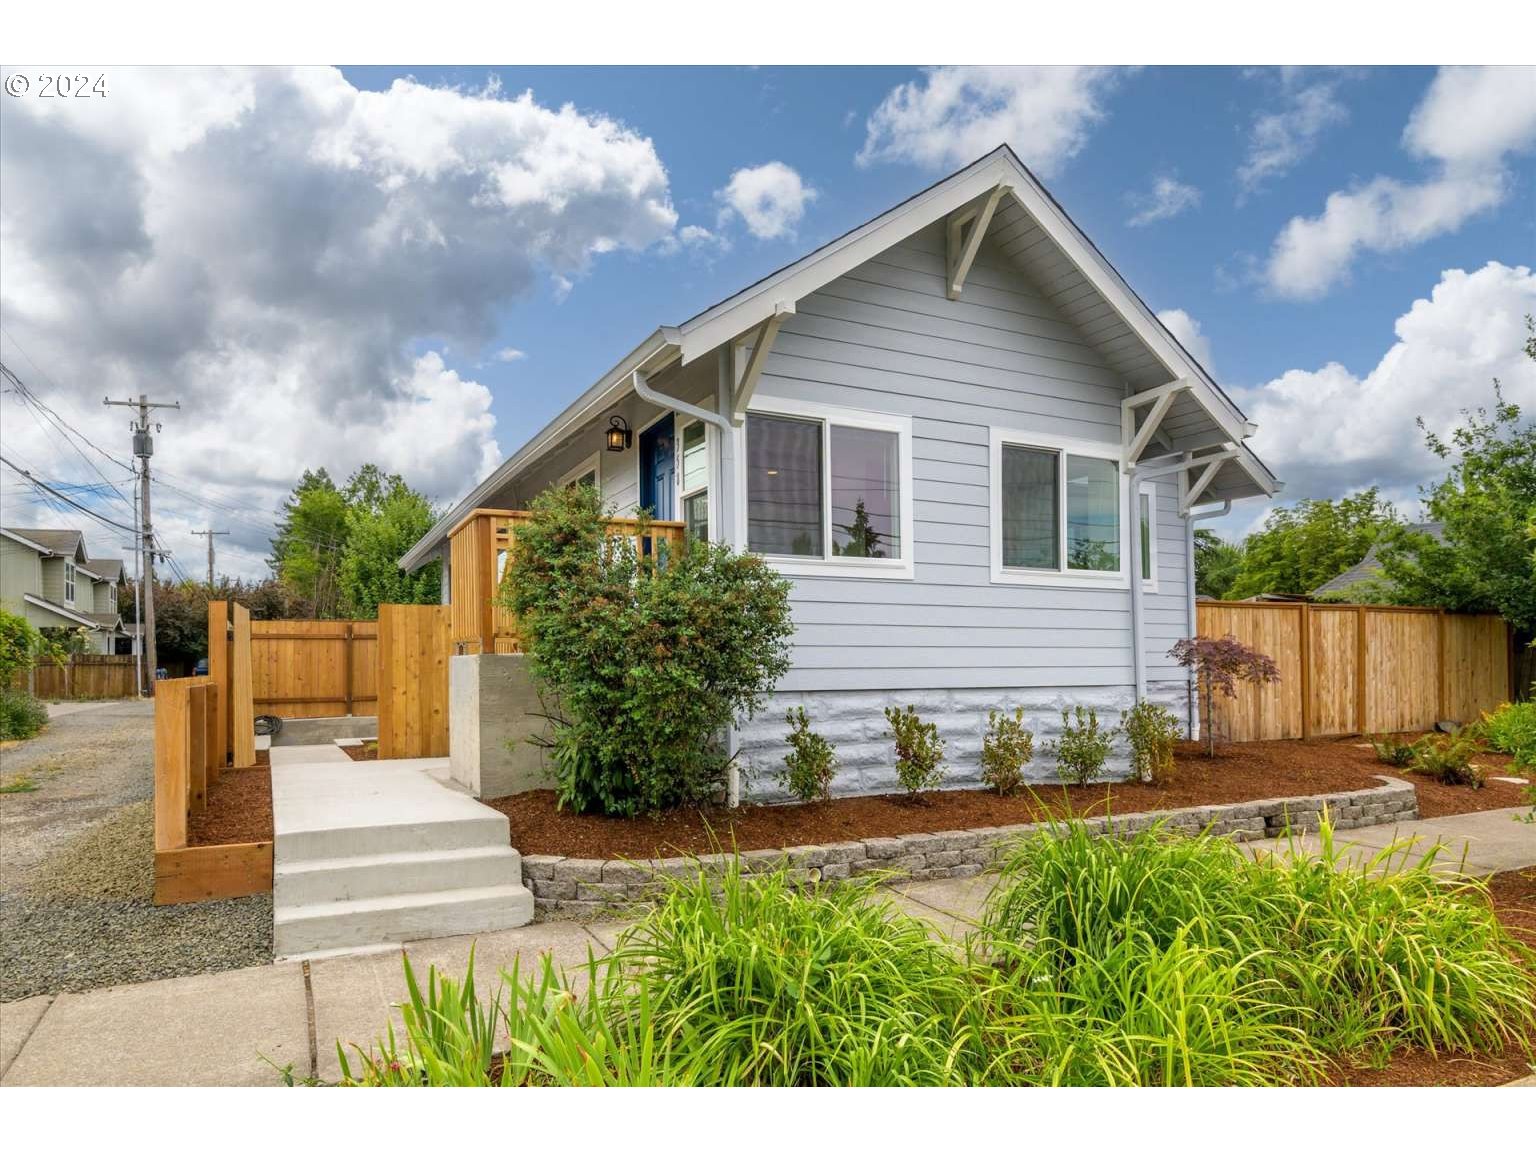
[249,619,378,718]
[377,604,450,758]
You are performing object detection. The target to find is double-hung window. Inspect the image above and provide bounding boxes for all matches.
[64,561,77,604]
[679,418,710,542]
[743,398,913,578]
[990,428,1129,587]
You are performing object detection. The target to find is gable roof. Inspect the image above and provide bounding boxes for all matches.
[82,558,124,583]
[2,526,93,564]
[402,145,1280,570]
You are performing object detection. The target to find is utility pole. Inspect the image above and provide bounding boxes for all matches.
[191,529,229,587]
[104,393,179,693]
[123,481,143,697]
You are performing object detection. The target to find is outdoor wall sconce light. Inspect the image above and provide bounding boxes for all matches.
[606,415,632,452]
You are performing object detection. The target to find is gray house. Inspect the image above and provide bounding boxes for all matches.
[402,147,1281,797]
[1,526,129,653]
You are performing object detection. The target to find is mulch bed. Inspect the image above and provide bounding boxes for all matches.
[342,741,379,762]
[485,736,1531,860]
[186,765,273,846]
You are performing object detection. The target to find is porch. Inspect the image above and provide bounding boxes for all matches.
[445,507,686,655]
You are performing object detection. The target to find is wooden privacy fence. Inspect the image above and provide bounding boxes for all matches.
[249,618,378,718]
[151,674,271,905]
[1197,602,1512,742]
[17,654,136,700]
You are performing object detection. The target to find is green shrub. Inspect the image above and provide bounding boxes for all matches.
[1409,733,1485,788]
[0,689,47,742]
[1371,734,1417,767]
[1475,701,1536,768]
[0,609,38,685]
[501,483,794,816]
[1120,700,1181,784]
[980,708,1033,796]
[1048,705,1113,786]
[779,706,837,802]
[884,704,946,796]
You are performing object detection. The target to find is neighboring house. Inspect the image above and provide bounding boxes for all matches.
[401,146,1282,794]
[0,526,130,654]
[1311,523,1445,601]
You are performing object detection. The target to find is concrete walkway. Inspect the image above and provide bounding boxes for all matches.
[1245,807,1536,876]
[1,807,1531,1087]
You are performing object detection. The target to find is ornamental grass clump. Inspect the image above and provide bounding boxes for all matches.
[779,706,837,802]
[980,708,1033,796]
[501,483,794,816]
[1047,705,1112,786]
[980,815,1536,1084]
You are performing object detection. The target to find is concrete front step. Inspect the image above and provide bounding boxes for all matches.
[275,811,510,864]
[275,845,524,905]
[275,883,536,960]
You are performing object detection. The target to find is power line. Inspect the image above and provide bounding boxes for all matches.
[0,454,140,534]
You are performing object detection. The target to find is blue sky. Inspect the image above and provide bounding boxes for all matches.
[344,65,1536,534]
[2,65,1533,575]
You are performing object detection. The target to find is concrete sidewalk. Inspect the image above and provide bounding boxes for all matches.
[2,807,1530,1087]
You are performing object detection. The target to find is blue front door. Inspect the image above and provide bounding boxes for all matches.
[639,414,675,519]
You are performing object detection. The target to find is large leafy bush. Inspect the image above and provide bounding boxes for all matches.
[501,483,794,816]
[0,689,48,742]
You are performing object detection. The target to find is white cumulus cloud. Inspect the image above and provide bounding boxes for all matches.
[494,347,527,362]
[1237,73,1348,199]
[1237,262,1536,501]
[716,161,816,240]
[1126,174,1201,227]
[0,66,683,577]
[856,66,1125,177]
[1264,66,1536,299]
[1156,308,1214,373]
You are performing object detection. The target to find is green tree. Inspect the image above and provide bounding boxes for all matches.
[1193,528,1243,599]
[270,468,349,616]
[1375,367,1536,693]
[337,478,442,616]
[1225,488,1398,600]
[121,577,316,672]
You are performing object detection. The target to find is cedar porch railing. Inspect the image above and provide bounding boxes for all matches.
[447,508,686,654]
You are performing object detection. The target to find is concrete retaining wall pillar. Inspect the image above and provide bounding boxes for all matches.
[449,654,550,799]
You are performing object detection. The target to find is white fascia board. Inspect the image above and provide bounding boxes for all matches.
[677,155,1016,364]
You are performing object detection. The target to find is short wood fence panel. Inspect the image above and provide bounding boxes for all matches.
[1197,602,1511,743]
[16,654,137,700]
[151,674,272,905]
[377,603,450,759]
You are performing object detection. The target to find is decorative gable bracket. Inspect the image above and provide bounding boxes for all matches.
[945,183,1011,300]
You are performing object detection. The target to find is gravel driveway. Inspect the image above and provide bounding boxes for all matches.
[0,700,271,1002]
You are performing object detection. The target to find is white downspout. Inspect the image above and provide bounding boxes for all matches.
[1184,499,1232,737]
[630,356,744,806]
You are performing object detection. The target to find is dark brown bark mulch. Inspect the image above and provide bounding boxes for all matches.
[186,766,273,846]
[485,736,1531,860]
[342,741,379,762]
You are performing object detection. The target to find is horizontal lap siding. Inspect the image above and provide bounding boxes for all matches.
[765,226,1168,695]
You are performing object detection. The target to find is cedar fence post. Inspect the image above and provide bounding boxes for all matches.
[1355,605,1368,736]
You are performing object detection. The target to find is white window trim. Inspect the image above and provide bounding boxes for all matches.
[676,415,714,541]
[1138,483,1159,594]
[557,450,601,492]
[989,425,1132,589]
[736,395,915,580]
[64,560,77,604]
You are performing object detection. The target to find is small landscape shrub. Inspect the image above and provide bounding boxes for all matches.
[1474,701,1535,768]
[1371,734,1417,768]
[1168,634,1281,756]
[980,707,1033,796]
[884,704,946,796]
[1048,705,1113,786]
[779,706,837,802]
[0,688,47,743]
[1409,733,1485,788]
[1120,700,1181,784]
